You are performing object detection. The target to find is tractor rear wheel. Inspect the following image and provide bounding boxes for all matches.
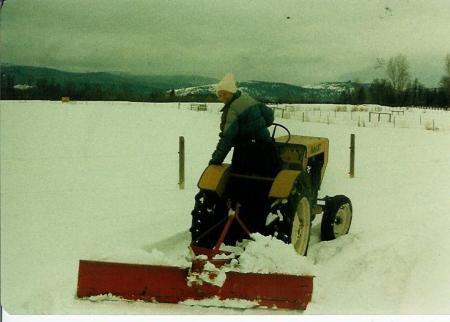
[320,195,352,241]
[190,190,227,248]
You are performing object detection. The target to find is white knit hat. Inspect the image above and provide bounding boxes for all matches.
[216,73,237,93]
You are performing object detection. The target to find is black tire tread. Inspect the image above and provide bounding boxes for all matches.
[320,195,352,241]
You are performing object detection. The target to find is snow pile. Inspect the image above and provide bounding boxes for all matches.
[185,253,233,288]
[182,234,315,310]
[236,234,315,275]
[185,233,315,290]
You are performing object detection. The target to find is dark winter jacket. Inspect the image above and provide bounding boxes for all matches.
[209,91,275,165]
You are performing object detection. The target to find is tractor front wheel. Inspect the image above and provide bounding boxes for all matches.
[320,195,352,241]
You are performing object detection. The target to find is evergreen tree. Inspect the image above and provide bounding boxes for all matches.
[369,79,395,106]
[1,73,15,99]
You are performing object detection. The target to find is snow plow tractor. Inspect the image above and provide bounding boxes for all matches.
[77,123,352,310]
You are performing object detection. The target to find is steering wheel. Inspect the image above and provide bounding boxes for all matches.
[270,122,291,144]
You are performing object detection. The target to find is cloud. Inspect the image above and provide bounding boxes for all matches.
[2,0,450,86]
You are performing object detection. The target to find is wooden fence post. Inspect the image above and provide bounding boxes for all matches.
[179,136,185,189]
[349,134,355,178]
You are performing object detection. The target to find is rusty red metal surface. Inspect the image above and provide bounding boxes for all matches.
[77,260,313,310]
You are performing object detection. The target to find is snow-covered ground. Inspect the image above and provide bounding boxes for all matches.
[1,100,450,318]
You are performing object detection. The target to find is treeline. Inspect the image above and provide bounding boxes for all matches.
[339,54,450,108]
[1,76,175,102]
[338,78,448,107]
[0,75,221,103]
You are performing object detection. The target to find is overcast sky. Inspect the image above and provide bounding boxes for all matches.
[1,0,450,86]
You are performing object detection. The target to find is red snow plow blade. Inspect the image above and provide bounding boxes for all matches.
[77,259,313,309]
[77,203,314,309]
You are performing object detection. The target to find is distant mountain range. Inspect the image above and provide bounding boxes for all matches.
[1,64,364,103]
[1,64,217,92]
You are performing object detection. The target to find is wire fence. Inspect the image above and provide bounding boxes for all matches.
[180,101,450,132]
[264,104,450,132]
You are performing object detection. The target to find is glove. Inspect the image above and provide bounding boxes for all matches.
[209,159,221,165]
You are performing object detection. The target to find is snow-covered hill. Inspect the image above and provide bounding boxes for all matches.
[301,81,357,92]
[1,100,450,316]
[172,80,358,103]
[174,84,216,97]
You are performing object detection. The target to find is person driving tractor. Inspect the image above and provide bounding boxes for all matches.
[209,73,280,177]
